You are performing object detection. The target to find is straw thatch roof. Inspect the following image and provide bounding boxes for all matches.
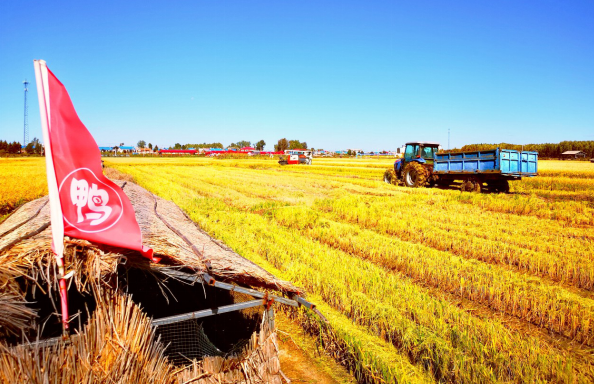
[0,179,297,382]
[0,179,300,293]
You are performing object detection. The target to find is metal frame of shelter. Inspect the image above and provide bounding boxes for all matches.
[20,267,322,350]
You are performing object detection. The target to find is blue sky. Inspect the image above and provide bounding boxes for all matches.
[1,1,593,151]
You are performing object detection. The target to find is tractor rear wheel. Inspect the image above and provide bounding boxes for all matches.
[403,162,428,188]
[383,169,398,185]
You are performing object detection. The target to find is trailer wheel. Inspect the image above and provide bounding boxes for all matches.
[435,178,449,188]
[471,178,482,193]
[487,180,509,193]
[496,180,510,193]
[403,162,428,188]
[383,169,398,185]
[460,179,481,192]
[460,180,472,192]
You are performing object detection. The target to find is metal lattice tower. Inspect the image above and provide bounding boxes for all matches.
[23,80,29,148]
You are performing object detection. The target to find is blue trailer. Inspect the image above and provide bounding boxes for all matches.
[383,142,538,192]
[433,148,538,192]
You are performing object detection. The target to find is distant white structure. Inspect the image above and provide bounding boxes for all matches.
[346,148,364,154]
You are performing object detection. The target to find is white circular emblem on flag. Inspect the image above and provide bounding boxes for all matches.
[58,168,124,233]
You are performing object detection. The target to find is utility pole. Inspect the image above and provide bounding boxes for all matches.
[448,128,450,150]
[23,80,29,151]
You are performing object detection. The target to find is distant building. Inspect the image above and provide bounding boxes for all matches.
[137,147,153,154]
[118,146,135,154]
[346,149,363,154]
[561,150,586,159]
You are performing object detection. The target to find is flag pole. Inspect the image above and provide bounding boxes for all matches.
[34,60,70,337]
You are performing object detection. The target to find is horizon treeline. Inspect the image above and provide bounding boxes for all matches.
[0,138,43,155]
[0,140,22,154]
[172,142,224,150]
[449,140,594,158]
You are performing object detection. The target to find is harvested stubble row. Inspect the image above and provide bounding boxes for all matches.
[270,205,594,342]
[451,191,594,225]
[110,160,593,383]
[316,194,594,291]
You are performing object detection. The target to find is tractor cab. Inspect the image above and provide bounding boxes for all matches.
[391,142,441,184]
[403,142,440,163]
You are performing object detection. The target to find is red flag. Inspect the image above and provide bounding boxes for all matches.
[35,61,155,262]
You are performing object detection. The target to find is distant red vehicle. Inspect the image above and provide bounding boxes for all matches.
[278,149,312,165]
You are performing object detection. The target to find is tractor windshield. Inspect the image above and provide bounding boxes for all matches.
[404,144,419,161]
[421,146,439,159]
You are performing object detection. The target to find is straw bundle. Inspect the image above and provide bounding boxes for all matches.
[0,291,174,383]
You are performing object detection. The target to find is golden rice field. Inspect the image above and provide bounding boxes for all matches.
[3,156,594,383]
[0,158,47,221]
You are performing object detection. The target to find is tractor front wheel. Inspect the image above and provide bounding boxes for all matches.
[403,162,428,188]
[383,169,398,185]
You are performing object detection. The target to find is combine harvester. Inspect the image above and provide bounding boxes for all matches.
[278,149,313,165]
[384,141,538,192]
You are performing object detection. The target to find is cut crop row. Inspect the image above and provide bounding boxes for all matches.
[268,204,594,345]
[315,195,594,290]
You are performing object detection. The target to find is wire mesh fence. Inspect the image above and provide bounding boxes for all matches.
[156,319,224,364]
[154,289,264,366]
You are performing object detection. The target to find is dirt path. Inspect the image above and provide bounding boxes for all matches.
[275,311,356,384]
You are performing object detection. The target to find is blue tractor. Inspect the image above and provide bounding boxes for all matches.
[384,142,440,188]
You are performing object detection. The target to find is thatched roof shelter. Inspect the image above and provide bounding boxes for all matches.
[0,179,306,383]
